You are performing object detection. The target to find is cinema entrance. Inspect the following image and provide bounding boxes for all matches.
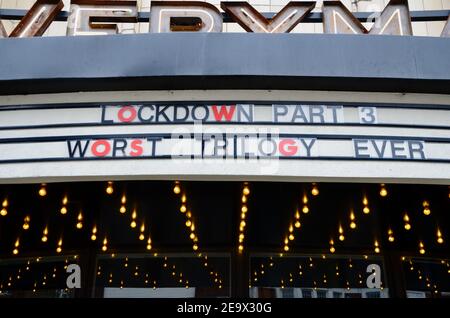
[0,180,448,298]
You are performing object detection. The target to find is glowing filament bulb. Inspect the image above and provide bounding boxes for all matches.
[403,213,411,230]
[419,241,425,254]
[173,181,181,194]
[379,184,388,197]
[181,194,187,203]
[388,228,395,242]
[186,220,192,227]
[106,181,114,194]
[91,225,97,241]
[180,204,187,213]
[146,236,152,250]
[119,205,126,214]
[75,211,83,229]
[437,228,444,244]
[0,199,7,216]
[241,205,248,213]
[289,224,294,233]
[243,185,250,196]
[139,223,145,240]
[241,195,247,203]
[239,233,244,242]
[56,238,62,253]
[349,210,356,229]
[302,205,309,214]
[374,240,380,253]
[338,224,345,241]
[289,233,295,241]
[130,210,137,228]
[238,244,244,252]
[190,232,195,240]
[60,206,67,215]
[192,244,198,251]
[22,215,30,230]
[311,183,319,196]
[283,245,289,252]
[13,238,19,255]
[294,220,301,228]
[329,239,335,253]
[42,226,48,242]
[62,195,68,205]
[102,237,108,251]
[422,201,431,216]
[38,183,47,197]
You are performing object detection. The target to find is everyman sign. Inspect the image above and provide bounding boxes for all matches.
[0,0,449,38]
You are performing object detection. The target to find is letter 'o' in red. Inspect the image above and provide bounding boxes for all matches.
[91,140,111,157]
[118,106,137,122]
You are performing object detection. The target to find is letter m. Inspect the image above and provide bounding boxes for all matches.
[322,0,412,35]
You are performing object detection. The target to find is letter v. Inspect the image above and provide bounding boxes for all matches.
[221,1,316,33]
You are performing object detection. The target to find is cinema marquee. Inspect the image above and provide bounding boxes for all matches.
[0,0,449,299]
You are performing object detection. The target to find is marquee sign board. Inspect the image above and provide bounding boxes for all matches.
[1,0,449,38]
[0,102,449,164]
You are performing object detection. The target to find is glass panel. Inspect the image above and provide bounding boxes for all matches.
[249,254,389,298]
[94,253,230,298]
[403,257,450,298]
[0,255,79,298]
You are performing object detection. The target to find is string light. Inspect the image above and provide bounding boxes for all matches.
[388,228,395,242]
[238,182,249,254]
[419,241,425,255]
[102,237,108,251]
[422,200,431,216]
[76,211,83,229]
[38,183,47,197]
[12,238,19,255]
[436,228,444,244]
[329,239,335,253]
[374,239,380,253]
[338,224,345,241]
[302,194,309,214]
[173,181,181,194]
[106,181,114,195]
[56,238,63,253]
[379,184,388,197]
[1,198,8,216]
[41,226,48,242]
[403,212,411,230]
[22,215,30,230]
[139,222,145,241]
[362,195,370,214]
[311,183,319,196]
[120,194,126,214]
[91,225,97,241]
[349,210,356,229]
[130,209,137,228]
[288,224,294,241]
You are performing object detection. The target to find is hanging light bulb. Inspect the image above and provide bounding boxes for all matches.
[119,194,126,214]
[22,215,30,230]
[349,210,356,229]
[91,225,97,241]
[190,232,196,240]
[436,228,444,244]
[302,194,309,213]
[38,183,47,197]
[362,195,370,214]
[243,184,250,196]
[329,239,335,253]
[173,181,181,194]
[419,241,425,255]
[338,224,345,241]
[422,201,431,216]
[403,213,411,230]
[192,244,198,251]
[139,223,145,241]
[238,244,244,253]
[311,183,319,196]
[374,239,380,253]
[388,228,395,242]
[75,211,83,229]
[130,209,137,228]
[106,181,114,195]
[41,226,48,242]
[1,198,8,216]
[180,204,187,213]
[12,238,20,255]
[146,236,152,250]
[56,238,63,253]
[102,237,108,251]
[379,184,388,197]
